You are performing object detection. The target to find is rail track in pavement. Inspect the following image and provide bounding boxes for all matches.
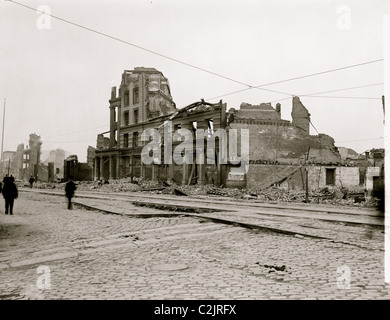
[20,188,385,251]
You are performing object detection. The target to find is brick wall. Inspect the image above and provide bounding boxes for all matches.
[307,166,360,190]
[245,164,359,191]
[229,122,341,164]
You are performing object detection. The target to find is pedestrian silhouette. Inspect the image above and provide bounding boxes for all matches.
[2,177,18,215]
[65,177,77,210]
[29,176,35,188]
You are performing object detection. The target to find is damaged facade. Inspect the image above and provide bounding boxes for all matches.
[1,134,71,182]
[4,133,50,181]
[94,67,227,185]
[63,154,94,182]
[227,97,360,191]
[94,68,362,192]
[340,148,385,197]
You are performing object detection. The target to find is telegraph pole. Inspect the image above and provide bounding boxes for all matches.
[131,133,135,183]
[382,95,385,123]
[305,146,311,203]
[1,98,5,176]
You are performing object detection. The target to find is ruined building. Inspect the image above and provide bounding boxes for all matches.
[95,67,227,185]
[42,148,66,180]
[3,134,68,182]
[63,152,94,182]
[13,133,45,180]
[94,68,360,191]
[227,97,359,190]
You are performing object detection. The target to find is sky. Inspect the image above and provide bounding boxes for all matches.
[0,0,388,162]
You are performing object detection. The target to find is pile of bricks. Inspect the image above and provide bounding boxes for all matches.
[21,179,379,208]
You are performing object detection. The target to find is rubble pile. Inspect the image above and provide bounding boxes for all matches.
[176,185,250,199]
[255,188,307,202]
[17,178,381,208]
[17,180,59,190]
[77,178,141,193]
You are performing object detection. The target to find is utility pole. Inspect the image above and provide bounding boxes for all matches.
[382,95,385,123]
[305,146,311,203]
[1,98,6,176]
[131,133,135,183]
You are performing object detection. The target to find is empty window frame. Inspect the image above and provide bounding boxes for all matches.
[133,87,139,104]
[134,109,139,124]
[124,91,130,106]
[124,111,129,126]
[325,168,336,186]
[133,132,138,147]
[192,121,197,132]
[124,133,129,148]
[207,119,214,137]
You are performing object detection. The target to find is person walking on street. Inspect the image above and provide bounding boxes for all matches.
[29,176,35,188]
[2,177,18,215]
[65,177,77,210]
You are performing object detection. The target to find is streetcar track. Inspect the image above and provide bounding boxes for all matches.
[20,188,385,250]
[20,188,380,217]
[22,188,383,225]
[71,198,383,251]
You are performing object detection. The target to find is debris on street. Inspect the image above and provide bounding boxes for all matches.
[17,178,381,209]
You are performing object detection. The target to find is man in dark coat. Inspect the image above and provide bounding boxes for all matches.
[2,177,18,215]
[29,176,35,188]
[65,177,77,210]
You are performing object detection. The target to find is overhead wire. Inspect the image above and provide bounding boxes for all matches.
[302,83,384,97]
[7,0,256,90]
[269,83,384,104]
[252,60,383,89]
[51,124,109,137]
[207,66,383,102]
[300,95,381,100]
[7,0,383,102]
[6,0,385,154]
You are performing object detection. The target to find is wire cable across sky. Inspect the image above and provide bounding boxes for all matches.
[7,0,384,104]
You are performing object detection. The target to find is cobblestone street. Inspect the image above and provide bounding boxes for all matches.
[0,191,389,300]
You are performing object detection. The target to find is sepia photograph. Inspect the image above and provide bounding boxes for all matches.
[0,0,389,307]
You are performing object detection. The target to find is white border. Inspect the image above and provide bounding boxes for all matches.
[384,14,390,283]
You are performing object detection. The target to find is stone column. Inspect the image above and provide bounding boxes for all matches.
[196,120,208,185]
[152,164,157,181]
[99,156,104,180]
[94,157,99,181]
[167,164,174,184]
[141,160,146,179]
[116,155,120,179]
[109,156,113,180]
[181,162,189,185]
[180,122,192,186]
